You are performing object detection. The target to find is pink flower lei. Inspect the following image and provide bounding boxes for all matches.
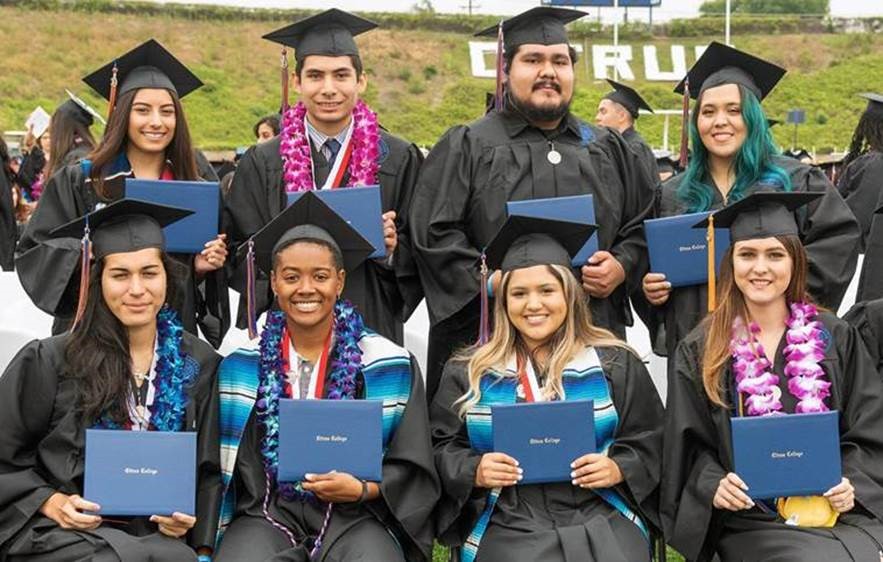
[730,302,831,416]
[279,99,380,192]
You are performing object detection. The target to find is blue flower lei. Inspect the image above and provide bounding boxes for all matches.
[256,299,364,501]
[94,306,197,431]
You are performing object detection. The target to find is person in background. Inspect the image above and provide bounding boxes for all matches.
[596,79,659,183]
[254,114,280,144]
[0,136,17,270]
[45,91,102,175]
[17,123,50,203]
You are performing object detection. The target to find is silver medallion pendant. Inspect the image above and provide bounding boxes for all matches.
[547,149,562,165]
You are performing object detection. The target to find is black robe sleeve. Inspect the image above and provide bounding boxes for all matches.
[0,339,63,551]
[660,332,729,562]
[839,152,883,251]
[843,299,883,376]
[429,359,486,545]
[601,346,664,530]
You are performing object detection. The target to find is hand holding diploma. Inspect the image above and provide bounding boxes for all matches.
[570,453,623,489]
[39,492,102,530]
[475,452,522,488]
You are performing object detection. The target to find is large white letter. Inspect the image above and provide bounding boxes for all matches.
[592,45,634,81]
[644,45,687,82]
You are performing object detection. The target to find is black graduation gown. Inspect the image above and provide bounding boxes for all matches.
[430,346,664,561]
[661,312,883,562]
[0,332,222,561]
[14,155,230,348]
[17,148,45,201]
[642,155,860,359]
[840,151,883,302]
[843,298,883,377]
[216,356,439,562]
[0,169,16,271]
[622,127,659,185]
[224,131,424,345]
[411,110,657,400]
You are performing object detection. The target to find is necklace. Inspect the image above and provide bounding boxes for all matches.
[730,301,830,416]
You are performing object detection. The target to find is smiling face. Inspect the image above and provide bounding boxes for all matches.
[507,43,574,127]
[271,241,345,331]
[127,88,176,156]
[505,265,568,351]
[294,55,367,136]
[732,237,793,308]
[696,83,747,163]
[101,247,167,329]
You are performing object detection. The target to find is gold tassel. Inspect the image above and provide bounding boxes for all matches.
[107,62,119,121]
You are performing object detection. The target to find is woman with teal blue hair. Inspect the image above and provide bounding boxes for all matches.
[638,41,860,361]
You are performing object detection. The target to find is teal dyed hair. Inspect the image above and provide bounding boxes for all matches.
[676,85,791,212]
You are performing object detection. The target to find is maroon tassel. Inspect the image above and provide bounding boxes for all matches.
[478,252,490,345]
[679,77,690,170]
[494,20,505,112]
[70,218,91,332]
[246,240,258,339]
[107,62,119,121]
[280,47,290,114]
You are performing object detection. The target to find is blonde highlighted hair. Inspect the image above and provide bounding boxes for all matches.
[455,264,631,417]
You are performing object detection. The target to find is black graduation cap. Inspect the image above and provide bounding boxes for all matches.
[484,215,596,273]
[859,93,883,119]
[474,7,585,52]
[263,8,377,63]
[767,118,781,127]
[693,191,822,242]
[243,190,374,275]
[56,90,106,128]
[603,79,653,119]
[50,198,193,260]
[674,41,785,102]
[82,39,203,102]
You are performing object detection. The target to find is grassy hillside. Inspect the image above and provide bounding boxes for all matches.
[1,6,881,153]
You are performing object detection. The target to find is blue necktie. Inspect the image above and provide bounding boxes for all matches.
[324,138,341,165]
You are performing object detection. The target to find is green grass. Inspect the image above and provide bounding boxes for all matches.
[2,6,880,151]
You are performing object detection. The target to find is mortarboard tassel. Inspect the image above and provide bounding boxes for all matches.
[71,218,92,332]
[706,213,717,312]
[246,240,258,339]
[107,62,119,121]
[280,47,290,114]
[679,77,690,170]
[478,252,490,345]
[494,20,505,112]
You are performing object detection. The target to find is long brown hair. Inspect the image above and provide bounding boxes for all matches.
[701,234,810,407]
[455,264,631,417]
[88,88,198,200]
[48,108,96,174]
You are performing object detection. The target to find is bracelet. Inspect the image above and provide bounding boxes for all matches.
[357,479,370,504]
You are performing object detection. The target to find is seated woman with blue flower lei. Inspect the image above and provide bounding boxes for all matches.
[0,200,222,562]
[213,192,439,562]
[430,215,665,562]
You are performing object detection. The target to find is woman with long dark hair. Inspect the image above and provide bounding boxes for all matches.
[213,192,438,562]
[661,192,883,561]
[16,39,229,347]
[46,92,101,175]
[840,93,883,302]
[431,215,663,561]
[639,42,860,363]
[0,200,222,561]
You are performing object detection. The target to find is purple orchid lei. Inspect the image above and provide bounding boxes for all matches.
[730,301,830,416]
[255,300,365,501]
[279,100,380,192]
[94,305,196,431]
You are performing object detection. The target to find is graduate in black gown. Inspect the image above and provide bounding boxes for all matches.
[412,7,657,401]
[0,200,222,562]
[595,79,659,183]
[640,42,860,360]
[225,9,423,346]
[45,91,102,176]
[0,138,16,271]
[213,192,439,562]
[661,192,883,562]
[844,297,883,378]
[839,93,883,302]
[431,214,663,562]
[15,39,230,347]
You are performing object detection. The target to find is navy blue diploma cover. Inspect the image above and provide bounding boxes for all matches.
[506,195,598,266]
[644,212,731,288]
[125,179,220,253]
[732,411,842,499]
[492,400,595,484]
[278,399,383,482]
[287,186,385,259]
[83,429,196,516]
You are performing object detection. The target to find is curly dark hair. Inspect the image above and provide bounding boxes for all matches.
[843,107,883,170]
